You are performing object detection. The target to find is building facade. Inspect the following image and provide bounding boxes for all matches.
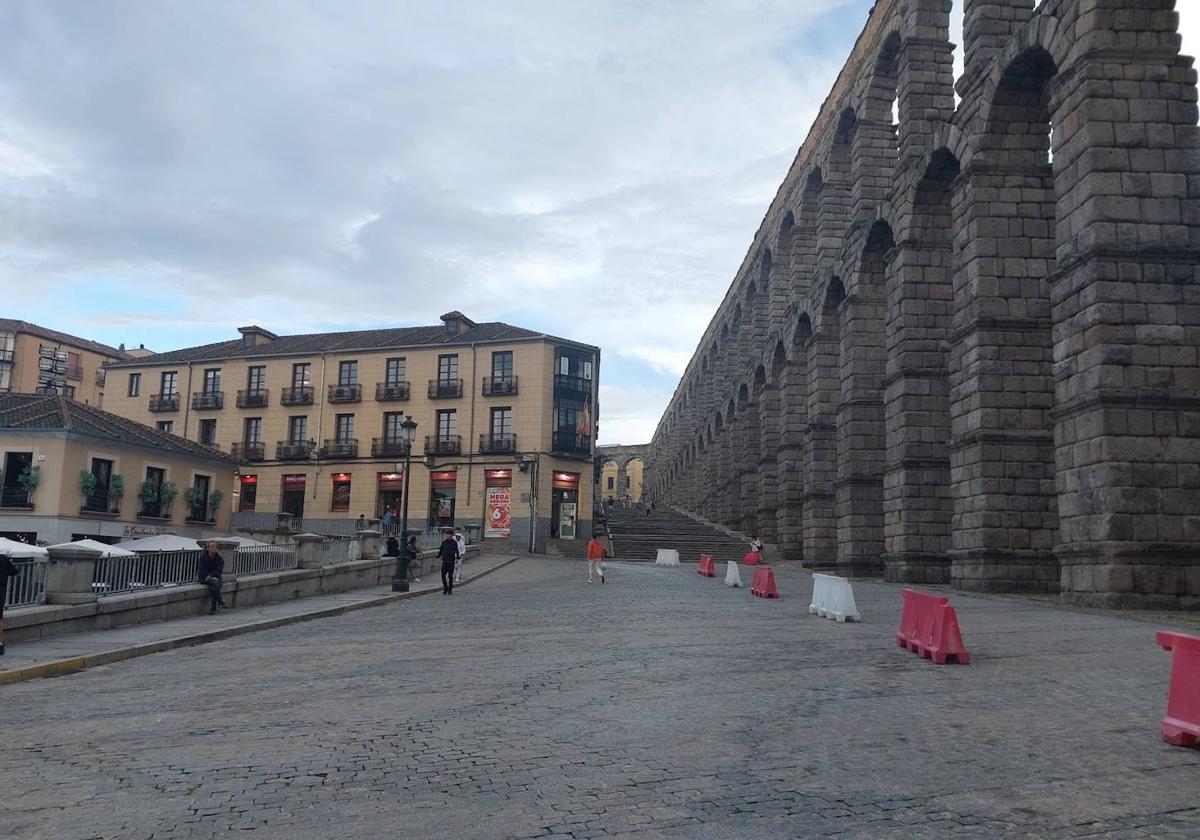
[0,394,237,545]
[103,312,600,552]
[0,318,133,407]
[598,444,647,502]
[646,0,1200,608]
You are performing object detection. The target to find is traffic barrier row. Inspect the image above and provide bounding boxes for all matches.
[750,566,779,598]
[1157,630,1200,748]
[697,554,716,577]
[808,573,860,623]
[895,588,970,665]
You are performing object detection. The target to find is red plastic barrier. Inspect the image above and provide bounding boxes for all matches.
[697,554,716,577]
[1157,630,1200,748]
[750,566,779,599]
[895,588,970,665]
[742,552,761,566]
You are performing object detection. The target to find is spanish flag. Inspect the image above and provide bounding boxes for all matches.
[577,396,592,437]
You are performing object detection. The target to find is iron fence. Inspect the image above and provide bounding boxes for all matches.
[92,549,200,595]
[228,545,297,576]
[319,537,360,565]
[3,558,46,609]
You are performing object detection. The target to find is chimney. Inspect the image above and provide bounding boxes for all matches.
[439,311,477,336]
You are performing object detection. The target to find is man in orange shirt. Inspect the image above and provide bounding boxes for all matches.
[586,532,607,584]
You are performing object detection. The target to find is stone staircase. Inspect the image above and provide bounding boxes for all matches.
[606,504,749,564]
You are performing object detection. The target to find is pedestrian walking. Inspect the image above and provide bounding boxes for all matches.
[197,541,227,614]
[586,532,607,584]
[439,530,461,594]
[453,528,467,584]
[406,533,421,583]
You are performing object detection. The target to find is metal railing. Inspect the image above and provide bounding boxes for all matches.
[3,558,46,609]
[328,383,361,403]
[136,499,174,519]
[81,490,120,515]
[231,510,287,532]
[0,487,32,508]
[480,433,517,454]
[425,434,461,455]
[227,545,297,576]
[191,391,224,410]
[428,378,463,399]
[482,376,518,396]
[276,440,316,460]
[319,537,360,565]
[371,438,410,457]
[320,438,359,458]
[552,430,592,456]
[92,549,200,595]
[375,381,410,401]
[236,389,270,408]
[231,441,265,462]
[280,386,314,406]
[148,393,180,412]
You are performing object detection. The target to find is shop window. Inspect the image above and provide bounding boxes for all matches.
[429,471,457,527]
[239,475,257,512]
[331,473,352,511]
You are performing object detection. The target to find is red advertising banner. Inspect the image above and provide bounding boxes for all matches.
[485,486,511,538]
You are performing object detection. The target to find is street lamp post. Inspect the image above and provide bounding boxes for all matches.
[391,417,418,592]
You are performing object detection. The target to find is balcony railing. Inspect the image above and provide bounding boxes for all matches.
[137,499,174,520]
[482,376,518,397]
[0,487,32,509]
[191,391,224,410]
[81,490,120,515]
[66,362,83,381]
[231,441,265,462]
[554,373,592,397]
[148,393,180,412]
[425,435,461,455]
[280,386,314,406]
[552,430,592,457]
[479,433,517,454]
[375,381,411,402]
[320,438,359,459]
[236,389,270,408]
[186,505,215,524]
[371,438,411,458]
[428,378,463,399]
[328,383,362,403]
[276,439,316,460]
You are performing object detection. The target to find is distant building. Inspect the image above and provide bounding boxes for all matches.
[102,312,600,552]
[597,444,648,502]
[0,393,237,545]
[0,318,132,407]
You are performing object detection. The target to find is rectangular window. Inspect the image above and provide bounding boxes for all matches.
[288,415,308,443]
[247,366,266,392]
[239,475,257,512]
[86,457,114,511]
[0,367,10,391]
[558,355,569,376]
[438,354,459,383]
[331,473,352,512]
[142,466,166,517]
[190,474,211,520]
[491,351,514,381]
[128,373,141,397]
[63,384,76,400]
[490,407,513,436]
[437,409,456,438]
[0,331,13,362]
[244,417,262,444]
[198,419,217,446]
[202,368,221,394]
[160,371,178,396]
[335,413,355,442]
[383,412,406,442]
[66,351,82,380]
[292,363,312,388]
[582,359,593,380]
[608,476,614,490]
[156,420,174,433]
[338,360,358,386]
[385,357,406,386]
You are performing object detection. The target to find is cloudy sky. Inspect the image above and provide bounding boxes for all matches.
[1,2,1197,445]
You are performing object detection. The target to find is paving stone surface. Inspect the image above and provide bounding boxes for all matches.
[2,559,1198,839]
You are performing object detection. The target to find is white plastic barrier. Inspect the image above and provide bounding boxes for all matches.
[724,560,742,587]
[654,548,680,567]
[808,572,861,622]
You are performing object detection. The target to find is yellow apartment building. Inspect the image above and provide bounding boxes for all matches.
[102,312,600,553]
[0,318,140,407]
[0,393,237,545]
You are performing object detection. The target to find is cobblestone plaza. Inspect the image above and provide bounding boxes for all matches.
[2,558,1198,839]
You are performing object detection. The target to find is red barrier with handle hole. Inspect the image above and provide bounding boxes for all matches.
[1157,630,1200,748]
[750,566,779,599]
[697,554,716,577]
[896,588,970,665]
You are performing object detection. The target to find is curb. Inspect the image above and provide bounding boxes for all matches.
[0,555,520,686]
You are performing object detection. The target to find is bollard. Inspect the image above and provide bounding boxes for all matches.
[44,545,103,605]
[808,573,860,622]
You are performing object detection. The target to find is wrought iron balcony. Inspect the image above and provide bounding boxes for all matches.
[236,389,270,408]
[186,504,214,524]
[554,373,592,397]
[276,439,316,460]
[231,441,265,462]
[280,386,314,406]
[424,435,461,456]
[375,381,411,401]
[328,383,362,403]
[320,438,359,459]
[371,438,411,458]
[479,433,517,454]
[81,490,119,515]
[482,376,518,397]
[148,393,180,412]
[137,499,174,519]
[552,430,592,457]
[0,487,32,509]
[428,378,463,399]
[191,391,224,410]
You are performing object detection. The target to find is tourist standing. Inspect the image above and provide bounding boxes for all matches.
[439,531,460,594]
[197,541,227,614]
[382,507,396,535]
[356,513,367,531]
[586,533,607,584]
[406,533,421,583]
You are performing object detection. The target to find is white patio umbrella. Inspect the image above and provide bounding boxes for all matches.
[0,537,48,560]
[46,538,136,558]
[114,534,203,552]
[220,534,270,547]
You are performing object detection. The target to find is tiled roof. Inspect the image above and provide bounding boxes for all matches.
[106,319,593,367]
[0,393,237,464]
[0,318,129,359]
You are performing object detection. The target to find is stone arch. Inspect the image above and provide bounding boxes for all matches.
[867,31,903,159]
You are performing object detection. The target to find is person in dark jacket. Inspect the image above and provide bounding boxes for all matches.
[385,535,400,558]
[406,534,421,583]
[197,541,227,614]
[438,531,460,595]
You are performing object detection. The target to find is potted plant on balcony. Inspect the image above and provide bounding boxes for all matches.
[17,465,39,502]
[208,489,224,523]
[160,481,178,517]
[107,474,125,513]
[79,470,98,509]
[184,485,205,521]
[138,478,160,516]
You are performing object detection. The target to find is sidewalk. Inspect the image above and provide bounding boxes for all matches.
[0,554,520,685]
